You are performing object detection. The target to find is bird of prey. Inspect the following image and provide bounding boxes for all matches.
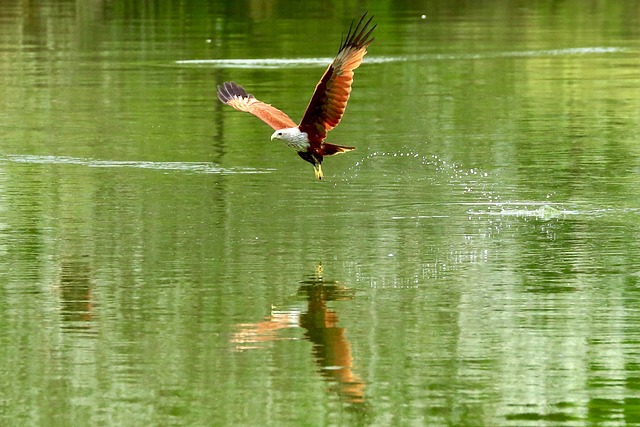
[217,13,375,180]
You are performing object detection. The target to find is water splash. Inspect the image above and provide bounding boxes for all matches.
[342,147,584,221]
[344,147,497,198]
[465,202,578,220]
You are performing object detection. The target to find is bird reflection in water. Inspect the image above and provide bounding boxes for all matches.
[232,264,366,405]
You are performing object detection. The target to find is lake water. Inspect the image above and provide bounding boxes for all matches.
[1,1,640,426]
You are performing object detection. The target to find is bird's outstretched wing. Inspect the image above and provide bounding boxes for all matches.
[217,81,297,130]
[298,13,375,144]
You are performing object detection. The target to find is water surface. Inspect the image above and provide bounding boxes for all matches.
[1,1,640,426]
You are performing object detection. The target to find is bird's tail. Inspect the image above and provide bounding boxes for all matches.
[320,143,356,156]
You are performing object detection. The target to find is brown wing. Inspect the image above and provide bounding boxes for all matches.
[217,81,297,130]
[298,13,375,144]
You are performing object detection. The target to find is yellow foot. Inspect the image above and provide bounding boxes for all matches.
[313,163,323,180]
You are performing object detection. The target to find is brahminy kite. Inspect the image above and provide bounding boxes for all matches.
[217,13,375,180]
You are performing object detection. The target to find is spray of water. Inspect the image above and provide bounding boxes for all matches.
[339,147,574,221]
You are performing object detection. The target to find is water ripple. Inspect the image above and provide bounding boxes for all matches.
[175,56,401,68]
[176,47,625,68]
[0,154,272,174]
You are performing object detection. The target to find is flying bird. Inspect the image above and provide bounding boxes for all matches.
[217,13,375,180]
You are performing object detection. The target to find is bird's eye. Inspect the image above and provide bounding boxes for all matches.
[277,132,282,136]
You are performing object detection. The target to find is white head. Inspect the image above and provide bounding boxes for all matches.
[270,127,310,151]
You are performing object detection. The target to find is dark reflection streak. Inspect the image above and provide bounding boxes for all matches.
[58,257,94,330]
[211,64,228,163]
[232,264,368,408]
[20,1,48,52]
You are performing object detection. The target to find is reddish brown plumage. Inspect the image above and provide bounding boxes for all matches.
[217,81,297,130]
[299,14,376,146]
[216,13,375,180]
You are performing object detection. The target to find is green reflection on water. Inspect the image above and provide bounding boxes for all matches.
[1,1,640,426]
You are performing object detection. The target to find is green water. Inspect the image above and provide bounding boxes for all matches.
[1,1,640,426]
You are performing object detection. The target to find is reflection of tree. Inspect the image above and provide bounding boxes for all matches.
[232,264,366,405]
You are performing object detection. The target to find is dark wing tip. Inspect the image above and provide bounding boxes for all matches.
[217,81,251,103]
[340,12,376,52]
